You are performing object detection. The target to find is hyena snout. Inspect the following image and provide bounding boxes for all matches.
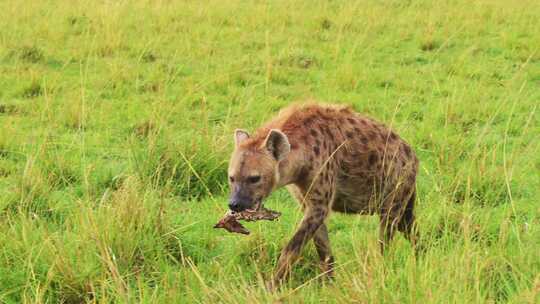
[228,192,255,212]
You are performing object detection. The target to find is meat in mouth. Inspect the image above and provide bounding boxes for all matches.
[213,206,281,235]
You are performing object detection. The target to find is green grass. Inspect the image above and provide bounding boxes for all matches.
[0,0,539,302]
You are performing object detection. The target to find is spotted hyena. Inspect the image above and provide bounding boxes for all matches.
[227,103,419,288]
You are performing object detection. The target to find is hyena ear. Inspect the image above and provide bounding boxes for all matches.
[234,129,250,147]
[263,129,290,161]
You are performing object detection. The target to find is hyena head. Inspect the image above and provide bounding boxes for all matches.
[227,128,290,212]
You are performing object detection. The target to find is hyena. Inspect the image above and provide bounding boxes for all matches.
[227,103,419,288]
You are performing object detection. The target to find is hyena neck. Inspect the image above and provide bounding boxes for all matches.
[276,150,305,188]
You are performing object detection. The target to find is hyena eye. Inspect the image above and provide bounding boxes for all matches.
[229,176,235,183]
[247,176,261,184]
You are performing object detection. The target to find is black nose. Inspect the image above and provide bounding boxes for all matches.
[228,200,245,212]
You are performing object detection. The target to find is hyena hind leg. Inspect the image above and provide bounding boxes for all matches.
[378,213,398,254]
[397,190,423,254]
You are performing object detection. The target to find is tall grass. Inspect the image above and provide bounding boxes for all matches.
[0,0,539,303]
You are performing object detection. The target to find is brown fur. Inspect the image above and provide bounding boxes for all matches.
[228,102,419,288]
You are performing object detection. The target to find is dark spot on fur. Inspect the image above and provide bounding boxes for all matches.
[314,146,320,155]
[347,118,355,124]
[310,129,318,137]
[390,132,398,140]
[327,126,333,134]
[359,137,368,146]
[298,167,310,180]
[346,131,354,139]
[288,232,307,249]
[313,208,327,218]
[403,145,412,157]
[368,152,378,166]
[310,199,320,205]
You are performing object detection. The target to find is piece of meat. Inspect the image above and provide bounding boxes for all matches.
[213,207,281,235]
[213,214,250,235]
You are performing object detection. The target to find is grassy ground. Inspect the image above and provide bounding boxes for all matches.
[0,0,539,303]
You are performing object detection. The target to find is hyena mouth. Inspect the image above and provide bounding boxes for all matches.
[246,199,263,212]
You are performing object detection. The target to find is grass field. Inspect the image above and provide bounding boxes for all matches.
[1,0,539,302]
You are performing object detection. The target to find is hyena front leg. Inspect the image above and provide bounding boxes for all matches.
[313,223,334,278]
[271,196,331,288]
[284,185,334,278]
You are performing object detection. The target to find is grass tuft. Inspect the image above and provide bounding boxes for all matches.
[17,46,44,63]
